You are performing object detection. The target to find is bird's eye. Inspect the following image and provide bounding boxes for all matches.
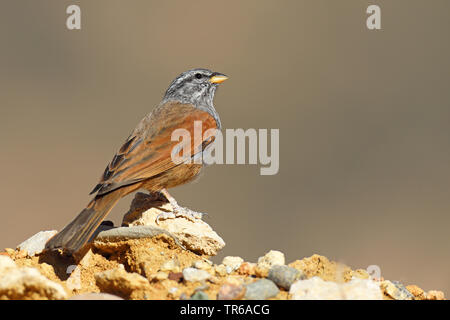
[195,73,203,79]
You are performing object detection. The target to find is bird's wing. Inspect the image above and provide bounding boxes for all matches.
[90,102,218,196]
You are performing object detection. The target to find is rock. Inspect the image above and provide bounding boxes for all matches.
[94,226,184,250]
[168,272,184,282]
[244,279,279,300]
[182,267,211,282]
[0,256,67,300]
[16,230,58,257]
[217,283,246,300]
[160,259,181,273]
[95,267,155,300]
[214,264,228,277]
[122,192,225,255]
[257,250,285,273]
[289,254,353,282]
[193,260,212,271]
[406,285,426,300]
[224,276,243,286]
[426,290,445,300]
[191,291,209,300]
[88,222,115,242]
[352,269,370,280]
[289,277,339,300]
[289,277,383,300]
[222,256,244,272]
[341,278,384,300]
[267,265,305,290]
[255,265,270,278]
[168,287,179,298]
[380,280,414,300]
[69,293,123,300]
[0,255,17,273]
[153,271,169,281]
[238,262,256,276]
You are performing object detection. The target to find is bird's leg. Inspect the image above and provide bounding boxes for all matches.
[156,188,207,224]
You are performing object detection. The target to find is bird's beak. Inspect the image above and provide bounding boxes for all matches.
[209,73,228,84]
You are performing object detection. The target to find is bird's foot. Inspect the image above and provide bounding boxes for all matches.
[156,204,207,224]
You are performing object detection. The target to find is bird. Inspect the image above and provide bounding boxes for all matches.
[45,68,228,255]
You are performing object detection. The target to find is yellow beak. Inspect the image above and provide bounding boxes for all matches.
[209,74,228,84]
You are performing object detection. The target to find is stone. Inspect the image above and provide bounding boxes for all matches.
[94,225,184,250]
[214,264,228,277]
[122,192,225,255]
[160,259,181,273]
[267,265,305,290]
[95,267,154,300]
[224,276,243,286]
[222,256,244,272]
[238,262,256,276]
[0,255,16,273]
[257,250,285,270]
[69,293,123,300]
[289,277,383,300]
[255,265,269,278]
[380,280,414,300]
[244,279,279,300]
[217,283,246,300]
[153,271,169,281]
[0,256,67,300]
[191,290,209,300]
[168,272,184,282]
[406,285,426,300]
[289,254,353,282]
[193,260,212,271]
[16,230,58,257]
[426,290,445,300]
[352,269,370,280]
[4,248,15,256]
[182,267,211,282]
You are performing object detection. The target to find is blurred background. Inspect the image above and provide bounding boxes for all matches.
[1,0,449,293]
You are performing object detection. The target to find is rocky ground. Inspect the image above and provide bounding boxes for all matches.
[0,192,446,300]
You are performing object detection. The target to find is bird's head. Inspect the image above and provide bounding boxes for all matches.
[163,68,228,108]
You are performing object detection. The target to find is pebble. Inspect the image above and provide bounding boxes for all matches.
[267,265,305,290]
[426,290,445,300]
[217,283,246,300]
[289,277,383,300]
[222,256,244,272]
[255,265,269,278]
[193,260,212,271]
[168,287,178,295]
[191,290,209,300]
[160,259,180,273]
[244,279,279,300]
[16,230,58,257]
[0,258,67,300]
[238,262,256,276]
[69,293,123,300]
[214,264,228,277]
[406,285,426,300]
[168,272,183,282]
[182,267,211,282]
[380,280,414,300]
[153,271,168,281]
[95,226,184,249]
[257,250,285,270]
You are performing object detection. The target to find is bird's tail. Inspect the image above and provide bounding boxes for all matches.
[45,189,124,255]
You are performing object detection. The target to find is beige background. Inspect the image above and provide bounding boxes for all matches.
[1,1,449,294]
